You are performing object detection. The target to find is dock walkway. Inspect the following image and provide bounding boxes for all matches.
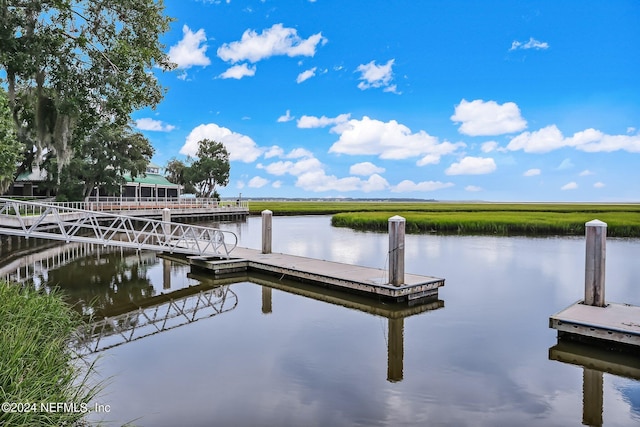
[189,246,445,303]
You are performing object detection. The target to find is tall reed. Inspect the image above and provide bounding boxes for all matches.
[0,281,100,426]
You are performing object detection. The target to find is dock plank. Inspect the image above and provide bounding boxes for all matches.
[193,246,445,302]
[550,301,640,347]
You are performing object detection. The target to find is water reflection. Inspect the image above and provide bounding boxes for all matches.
[549,340,640,426]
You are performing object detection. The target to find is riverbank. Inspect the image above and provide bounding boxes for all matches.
[247,201,640,237]
[0,281,98,426]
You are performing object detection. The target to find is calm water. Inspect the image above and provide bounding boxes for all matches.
[1,215,639,426]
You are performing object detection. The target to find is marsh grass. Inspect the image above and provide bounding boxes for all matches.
[331,211,640,237]
[247,201,640,236]
[0,281,100,426]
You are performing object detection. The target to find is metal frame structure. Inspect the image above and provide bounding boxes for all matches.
[0,198,237,258]
[73,285,238,355]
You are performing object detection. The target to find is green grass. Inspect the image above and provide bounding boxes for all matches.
[0,281,99,426]
[247,201,640,237]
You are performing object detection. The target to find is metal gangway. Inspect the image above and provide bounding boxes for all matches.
[73,284,238,356]
[0,197,237,258]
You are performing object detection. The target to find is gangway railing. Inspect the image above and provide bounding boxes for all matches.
[73,285,238,355]
[0,198,237,258]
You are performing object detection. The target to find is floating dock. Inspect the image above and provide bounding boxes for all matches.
[549,220,640,353]
[550,301,640,349]
[189,246,445,303]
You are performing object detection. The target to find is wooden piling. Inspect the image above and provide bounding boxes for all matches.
[585,219,606,307]
[388,215,405,286]
[261,210,272,254]
[162,208,172,236]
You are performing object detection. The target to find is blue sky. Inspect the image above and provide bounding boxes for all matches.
[135,0,640,201]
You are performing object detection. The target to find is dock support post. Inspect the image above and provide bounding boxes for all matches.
[162,208,172,236]
[388,215,405,286]
[584,219,606,307]
[262,210,272,254]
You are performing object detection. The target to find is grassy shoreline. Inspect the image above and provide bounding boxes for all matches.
[0,281,98,426]
[247,201,640,237]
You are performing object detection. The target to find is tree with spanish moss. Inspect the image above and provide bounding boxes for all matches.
[0,0,174,184]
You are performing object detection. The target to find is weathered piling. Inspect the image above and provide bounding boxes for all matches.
[162,208,172,236]
[261,210,272,254]
[388,215,406,286]
[584,219,606,307]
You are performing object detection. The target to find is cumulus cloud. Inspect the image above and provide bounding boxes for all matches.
[272,180,282,189]
[219,63,256,79]
[349,162,385,176]
[356,59,398,93]
[451,99,527,136]
[180,123,263,162]
[509,37,550,51]
[217,24,326,64]
[248,176,269,188]
[561,182,578,190]
[391,180,454,193]
[297,114,350,128]
[507,125,640,153]
[445,156,497,175]
[594,182,605,188]
[523,168,541,177]
[277,110,294,123]
[257,149,389,192]
[297,67,317,83]
[168,25,211,69]
[329,116,464,162]
[465,185,483,192]
[135,118,175,132]
[579,169,594,176]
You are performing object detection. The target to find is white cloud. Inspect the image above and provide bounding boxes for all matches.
[219,63,256,79]
[561,182,578,190]
[481,141,499,153]
[296,67,317,83]
[135,118,175,132]
[579,169,594,176]
[277,110,294,123]
[217,24,326,64]
[181,123,263,162]
[628,127,637,134]
[356,59,398,93]
[272,180,282,189]
[506,125,565,153]
[465,185,483,192]
[510,37,550,51]
[286,148,314,159]
[297,114,350,128]
[556,158,574,170]
[391,180,454,193]
[507,126,640,153]
[349,162,385,176]
[248,176,269,188]
[445,156,497,175]
[523,168,541,177]
[264,146,284,158]
[594,182,605,188]
[168,25,211,69]
[451,99,527,136]
[329,116,464,161]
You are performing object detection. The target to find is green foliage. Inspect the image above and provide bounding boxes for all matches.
[0,0,174,183]
[0,88,21,193]
[188,139,230,198]
[0,281,100,426]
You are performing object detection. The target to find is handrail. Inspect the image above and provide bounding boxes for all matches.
[0,198,238,258]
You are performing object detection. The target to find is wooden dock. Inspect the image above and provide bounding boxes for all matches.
[189,246,445,303]
[549,220,640,352]
[550,301,640,348]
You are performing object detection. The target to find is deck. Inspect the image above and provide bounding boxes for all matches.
[189,246,445,303]
[549,300,640,348]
